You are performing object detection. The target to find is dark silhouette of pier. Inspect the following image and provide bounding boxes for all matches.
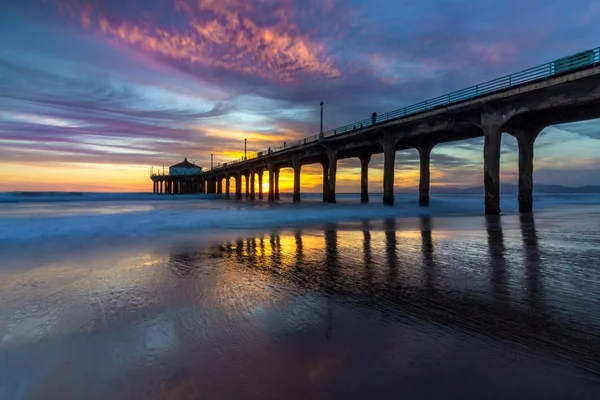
[153,47,600,214]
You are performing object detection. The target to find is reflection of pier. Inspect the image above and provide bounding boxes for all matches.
[201,217,599,373]
[520,214,543,309]
[486,216,508,302]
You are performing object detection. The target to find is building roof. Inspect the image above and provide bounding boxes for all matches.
[170,158,201,169]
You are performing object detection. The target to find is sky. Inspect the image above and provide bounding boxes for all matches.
[1,0,600,193]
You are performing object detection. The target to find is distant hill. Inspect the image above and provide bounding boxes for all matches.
[423,184,600,194]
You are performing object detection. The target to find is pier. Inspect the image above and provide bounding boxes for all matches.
[153,47,600,214]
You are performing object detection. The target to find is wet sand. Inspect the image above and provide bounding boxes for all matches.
[1,207,600,399]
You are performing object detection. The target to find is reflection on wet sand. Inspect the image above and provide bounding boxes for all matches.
[204,215,600,374]
[3,213,600,400]
[420,216,435,292]
[385,219,398,286]
[294,230,303,268]
[362,220,375,306]
[520,214,543,309]
[486,215,508,302]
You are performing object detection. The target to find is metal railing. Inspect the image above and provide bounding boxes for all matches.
[150,166,168,177]
[210,47,600,171]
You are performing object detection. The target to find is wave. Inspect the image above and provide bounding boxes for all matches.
[0,191,222,203]
[0,193,598,250]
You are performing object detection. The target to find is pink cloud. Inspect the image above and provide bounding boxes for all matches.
[51,0,341,83]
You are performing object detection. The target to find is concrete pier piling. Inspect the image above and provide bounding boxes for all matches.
[418,146,431,207]
[359,154,371,204]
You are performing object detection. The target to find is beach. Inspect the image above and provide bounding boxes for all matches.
[1,193,600,399]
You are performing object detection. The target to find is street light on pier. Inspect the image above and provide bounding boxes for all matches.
[320,101,324,138]
[244,138,247,161]
[211,154,213,170]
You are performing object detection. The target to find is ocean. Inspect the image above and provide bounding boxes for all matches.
[1,192,600,399]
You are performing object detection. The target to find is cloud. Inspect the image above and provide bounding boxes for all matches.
[48,0,341,83]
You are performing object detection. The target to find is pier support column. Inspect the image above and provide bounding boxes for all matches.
[225,176,231,199]
[258,170,264,200]
[322,159,330,202]
[235,173,242,200]
[152,181,156,193]
[359,154,371,204]
[292,156,301,203]
[382,135,397,206]
[518,137,534,213]
[418,146,432,207]
[274,168,280,200]
[510,125,544,213]
[250,171,256,200]
[245,173,250,199]
[217,178,223,194]
[268,166,275,202]
[326,150,337,203]
[483,122,503,215]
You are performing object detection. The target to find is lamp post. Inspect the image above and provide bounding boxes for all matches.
[320,101,324,138]
[244,138,247,161]
[211,154,213,170]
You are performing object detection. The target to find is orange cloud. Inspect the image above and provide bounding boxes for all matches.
[57,0,340,83]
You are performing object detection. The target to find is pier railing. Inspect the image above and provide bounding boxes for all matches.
[211,47,600,170]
